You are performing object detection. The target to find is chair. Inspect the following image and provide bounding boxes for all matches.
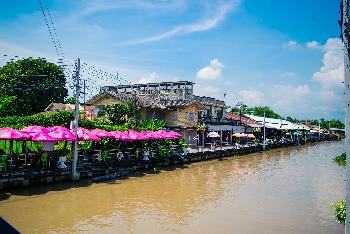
[0,156,7,172]
[41,152,49,168]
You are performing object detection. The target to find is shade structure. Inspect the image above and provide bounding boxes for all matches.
[0,128,28,140]
[207,132,220,138]
[168,131,181,139]
[246,134,256,138]
[140,130,160,140]
[127,130,144,140]
[48,126,70,132]
[21,126,49,135]
[90,129,112,138]
[31,132,58,142]
[48,130,77,141]
[77,132,101,142]
[233,133,246,138]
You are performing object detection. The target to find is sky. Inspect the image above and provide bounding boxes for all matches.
[0,0,344,120]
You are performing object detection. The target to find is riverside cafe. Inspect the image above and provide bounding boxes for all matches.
[0,126,181,174]
[244,114,310,142]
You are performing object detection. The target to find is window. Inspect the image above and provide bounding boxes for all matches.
[170,111,178,121]
[188,112,195,122]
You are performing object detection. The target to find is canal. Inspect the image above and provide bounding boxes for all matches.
[0,141,345,233]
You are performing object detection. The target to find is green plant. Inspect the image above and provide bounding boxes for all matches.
[0,57,68,116]
[334,153,346,166]
[330,200,346,225]
[153,166,161,173]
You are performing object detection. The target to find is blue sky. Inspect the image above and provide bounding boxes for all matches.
[0,0,344,120]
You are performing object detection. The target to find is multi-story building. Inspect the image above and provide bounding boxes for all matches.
[88,81,244,145]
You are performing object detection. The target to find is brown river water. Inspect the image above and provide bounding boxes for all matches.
[0,141,345,234]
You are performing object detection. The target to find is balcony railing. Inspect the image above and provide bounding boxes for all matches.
[198,116,242,125]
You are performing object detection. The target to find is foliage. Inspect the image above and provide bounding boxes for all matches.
[98,102,140,126]
[153,166,161,173]
[231,105,281,119]
[137,119,165,131]
[64,96,76,105]
[334,153,346,166]
[0,96,17,117]
[0,111,73,129]
[0,58,68,116]
[330,200,346,225]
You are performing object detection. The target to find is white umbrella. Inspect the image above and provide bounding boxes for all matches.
[207,132,220,138]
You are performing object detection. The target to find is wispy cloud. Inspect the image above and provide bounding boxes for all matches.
[116,1,240,46]
[80,0,187,16]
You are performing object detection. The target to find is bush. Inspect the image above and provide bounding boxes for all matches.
[330,200,346,225]
[0,111,73,129]
[334,153,346,166]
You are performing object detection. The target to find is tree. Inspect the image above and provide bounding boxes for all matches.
[98,102,140,126]
[251,106,281,119]
[0,58,68,116]
[64,96,76,105]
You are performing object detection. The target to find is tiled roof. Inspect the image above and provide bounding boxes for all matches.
[88,91,205,110]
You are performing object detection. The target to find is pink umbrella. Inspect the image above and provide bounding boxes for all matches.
[127,130,144,140]
[48,131,77,141]
[90,129,112,138]
[21,126,49,134]
[119,132,133,141]
[77,132,101,142]
[48,126,70,132]
[31,132,58,142]
[0,128,28,140]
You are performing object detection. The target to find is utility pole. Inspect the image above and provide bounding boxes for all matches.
[318,120,321,141]
[72,58,80,181]
[83,80,86,120]
[341,0,350,231]
[263,111,266,151]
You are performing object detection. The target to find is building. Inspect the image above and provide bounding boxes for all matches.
[88,81,243,145]
[42,103,95,120]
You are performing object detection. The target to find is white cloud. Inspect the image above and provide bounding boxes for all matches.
[136,71,159,84]
[312,38,343,88]
[282,40,299,49]
[117,1,239,46]
[306,40,321,49]
[238,89,264,106]
[196,58,224,80]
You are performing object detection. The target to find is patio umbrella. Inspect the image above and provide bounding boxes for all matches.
[31,132,58,142]
[77,132,101,142]
[127,130,144,140]
[90,129,113,138]
[0,128,28,140]
[247,134,256,138]
[48,126,70,132]
[207,132,220,138]
[48,130,77,141]
[21,126,49,135]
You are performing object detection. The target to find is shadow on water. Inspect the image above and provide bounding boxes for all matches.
[0,164,192,201]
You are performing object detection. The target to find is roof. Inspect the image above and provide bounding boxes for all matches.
[244,114,308,130]
[225,113,263,127]
[44,103,95,112]
[87,91,205,110]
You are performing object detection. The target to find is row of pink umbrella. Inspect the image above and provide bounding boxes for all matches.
[0,126,182,142]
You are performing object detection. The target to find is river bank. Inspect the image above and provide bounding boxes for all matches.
[0,138,338,190]
[0,140,345,233]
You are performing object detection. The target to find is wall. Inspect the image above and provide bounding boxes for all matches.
[166,104,199,128]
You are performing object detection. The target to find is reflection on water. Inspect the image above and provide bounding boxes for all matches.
[0,142,345,233]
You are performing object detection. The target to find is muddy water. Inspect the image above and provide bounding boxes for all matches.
[0,142,345,234]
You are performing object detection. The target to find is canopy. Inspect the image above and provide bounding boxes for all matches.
[0,128,28,140]
[207,132,220,138]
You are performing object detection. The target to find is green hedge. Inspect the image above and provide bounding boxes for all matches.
[0,111,73,129]
[0,111,165,131]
